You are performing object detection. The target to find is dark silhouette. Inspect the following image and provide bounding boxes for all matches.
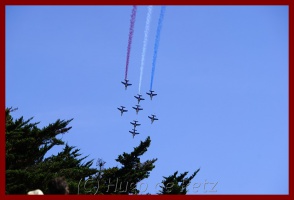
[5,107,98,194]
[48,177,69,194]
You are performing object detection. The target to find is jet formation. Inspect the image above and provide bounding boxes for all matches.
[118,79,158,138]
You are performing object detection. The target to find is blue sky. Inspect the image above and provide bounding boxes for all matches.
[6,5,288,194]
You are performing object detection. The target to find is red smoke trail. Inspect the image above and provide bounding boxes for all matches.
[125,6,137,80]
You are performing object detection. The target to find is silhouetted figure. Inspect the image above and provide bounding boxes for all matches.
[48,177,69,194]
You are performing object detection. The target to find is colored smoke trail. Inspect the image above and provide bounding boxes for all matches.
[138,6,153,94]
[150,6,166,90]
[125,6,137,80]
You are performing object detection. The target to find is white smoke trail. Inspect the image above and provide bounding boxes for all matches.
[138,6,153,94]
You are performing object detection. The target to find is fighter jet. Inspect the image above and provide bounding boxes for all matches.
[121,79,132,90]
[134,94,145,104]
[132,104,143,114]
[148,114,158,124]
[117,106,128,116]
[146,90,157,100]
[130,120,141,128]
[129,128,139,138]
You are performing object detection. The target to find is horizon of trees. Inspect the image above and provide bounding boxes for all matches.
[5,107,200,194]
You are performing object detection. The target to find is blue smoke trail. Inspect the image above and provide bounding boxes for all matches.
[150,6,166,91]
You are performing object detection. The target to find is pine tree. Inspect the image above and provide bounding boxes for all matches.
[158,169,200,194]
[5,107,98,194]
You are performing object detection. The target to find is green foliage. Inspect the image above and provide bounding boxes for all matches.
[6,107,200,195]
[5,107,98,194]
[79,137,158,194]
[158,169,200,194]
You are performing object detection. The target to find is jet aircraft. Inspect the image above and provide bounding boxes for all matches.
[117,106,128,116]
[148,114,158,124]
[129,128,139,138]
[132,105,143,114]
[121,79,132,90]
[130,120,141,128]
[134,94,145,104]
[146,90,157,100]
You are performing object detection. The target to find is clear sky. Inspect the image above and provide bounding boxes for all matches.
[6,5,288,194]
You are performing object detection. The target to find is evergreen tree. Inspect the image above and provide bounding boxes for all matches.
[80,137,158,194]
[6,107,199,195]
[5,107,98,194]
[158,169,200,194]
